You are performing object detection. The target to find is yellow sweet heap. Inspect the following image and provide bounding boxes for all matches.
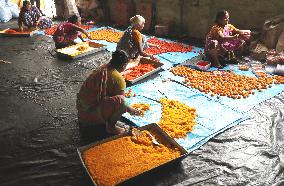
[158,98,197,138]
[83,130,181,186]
[84,29,123,43]
[77,45,89,52]
[130,103,150,116]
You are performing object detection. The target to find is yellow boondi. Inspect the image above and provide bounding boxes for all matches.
[83,130,181,186]
[77,45,89,52]
[130,103,150,116]
[84,29,123,43]
[158,98,197,138]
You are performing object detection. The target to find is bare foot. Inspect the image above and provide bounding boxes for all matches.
[106,123,127,134]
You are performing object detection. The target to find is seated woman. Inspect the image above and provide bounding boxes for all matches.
[76,50,142,134]
[205,10,251,68]
[53,15,91,49]
[117,15,157,60]
[18,1,52,32]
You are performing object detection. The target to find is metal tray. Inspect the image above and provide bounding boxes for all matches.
[123,58,164,84]
[77,123,188,186]
[56,41,106,59]
[0,28,38,37]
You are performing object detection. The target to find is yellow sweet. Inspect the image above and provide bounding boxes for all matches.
[158,98,197,138]
[83,130,181,186]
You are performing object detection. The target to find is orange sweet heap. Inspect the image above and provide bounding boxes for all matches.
[158,98,197,138]
[44,24,92,35]
[145,38,193,55]
[170,65,282,99]
[83,130,181,186]
[84,29,123,43]
[123,63,156,81]
[273,75,284,84]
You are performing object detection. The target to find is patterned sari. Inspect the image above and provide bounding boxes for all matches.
[116,26,149,59]
[53,22,81,48]
[205,24,246,60]
[76,65,127,126]
[19,6,52,29]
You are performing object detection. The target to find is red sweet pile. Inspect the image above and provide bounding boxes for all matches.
[44,25,92,35]
[196,61,208,66]
[5,29,17,33]
[145,38,193,55]
[123,63,156,80]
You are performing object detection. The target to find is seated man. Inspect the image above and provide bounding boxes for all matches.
[205,10,251,68]
[76,50,141,134]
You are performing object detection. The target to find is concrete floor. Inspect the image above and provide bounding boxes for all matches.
[1,20,284,186]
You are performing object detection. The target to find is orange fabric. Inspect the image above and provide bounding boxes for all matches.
[208,24,239,40]
[77,65,127,123]
[132,29,142,46]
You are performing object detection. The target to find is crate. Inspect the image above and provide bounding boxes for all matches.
[122,57,164,84]
[0,28,38,37]
[56,41,106,59]
[77,123,188,186]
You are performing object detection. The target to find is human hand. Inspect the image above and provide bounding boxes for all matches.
[128,107,143,116]
[240,30,251,35]
[150,55,160,62]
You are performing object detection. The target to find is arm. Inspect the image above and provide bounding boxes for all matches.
[33,6,43,27]
[126,105,143,115]
[18,11,24,32]
[74,26,91,40]
[217,30,239,42]
[18,19,24,32]
[148,42,159,48]
[132,30,154,59]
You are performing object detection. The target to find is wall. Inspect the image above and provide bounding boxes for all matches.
[105,0,284,39]
[11,0,21,6]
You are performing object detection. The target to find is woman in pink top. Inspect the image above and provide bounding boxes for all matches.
[205,10,251,68]
[53,15,91,49]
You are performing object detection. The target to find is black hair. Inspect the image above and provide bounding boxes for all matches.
[67,15,79,24]
[109,50,129,69]
[22,0,31,11]
[215,10,228,23]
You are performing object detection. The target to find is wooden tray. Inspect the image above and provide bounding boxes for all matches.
[123,57,164,84]
[0,28,38,37]
[56,41,106,59]
[77,123,188,186]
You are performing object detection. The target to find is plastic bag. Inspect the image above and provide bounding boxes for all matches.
[261,14,284,49]
[0,6,12,22]
[0,0,5,6]
[6,1,19,18]
[276,30,284,52]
